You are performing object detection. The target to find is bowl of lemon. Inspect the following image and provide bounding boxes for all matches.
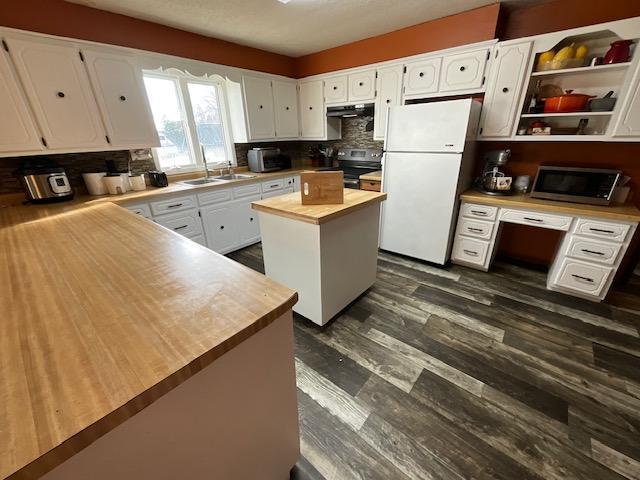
[536,43,589,72]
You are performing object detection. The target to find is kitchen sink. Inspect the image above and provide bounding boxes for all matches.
[179,178,223,186]
[213,173,256,180]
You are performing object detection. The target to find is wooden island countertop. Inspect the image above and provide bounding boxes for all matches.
[251,188,387,225]
[0,201,297,480]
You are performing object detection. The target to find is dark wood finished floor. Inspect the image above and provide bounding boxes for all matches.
[228,245,640,480]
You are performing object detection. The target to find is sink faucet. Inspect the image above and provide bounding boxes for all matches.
[226,161,233,175]
[201,144,210,179]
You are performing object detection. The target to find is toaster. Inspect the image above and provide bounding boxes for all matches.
[247,148,291,173]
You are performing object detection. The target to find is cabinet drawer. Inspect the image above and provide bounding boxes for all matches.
[460,203,498,221]
[155,210,203,238]
[124,202,152,219]
[440,49,488,92]
[573,218,631,243]
[361,180,381,192]
[233,183,261,199]
[262,178,284,192]
[457,217,494,240]
[150,194,197,216]
[500,209,572,231]
[451,236,489,267]
[552,258,612,297]
[566,236,621,265]
[197,188,233,206]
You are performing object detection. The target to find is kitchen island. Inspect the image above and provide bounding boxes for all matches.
[252,189,386,325]
[0,200,299,480]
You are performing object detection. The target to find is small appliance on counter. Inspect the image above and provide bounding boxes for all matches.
[474,149,513,196]
[148,171,169,187]
[247,148,291,173]
[530,166,621,206]
[15,159,74,204]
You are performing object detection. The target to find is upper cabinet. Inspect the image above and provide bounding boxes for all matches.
[613,66,640,137]
[299,80,340,140]
[5,35,108,150]
[324,75,348,104]
[272,80,299,139]
[403,58,441,97]
[0,42,43,155]
[82,49,159,149]
[439,49,489,93]
[479,42,533,138]
[242,75,276,140]
[348,70,376,102]
[374,65,403,140]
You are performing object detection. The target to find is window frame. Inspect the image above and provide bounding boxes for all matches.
[143,69,237,175]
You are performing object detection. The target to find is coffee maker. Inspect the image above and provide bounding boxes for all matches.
[475,149,513,195]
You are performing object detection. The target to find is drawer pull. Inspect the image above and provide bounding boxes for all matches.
[467,227,484,233]
[589,227,615,234]
[220,225,225,230]
[571,274,594,283]
[167,203,184,209]
[470,210,487,216]
[524,217,543,223]
[174,225,188,231]
[581,248,604,256]
[463,249,478,256]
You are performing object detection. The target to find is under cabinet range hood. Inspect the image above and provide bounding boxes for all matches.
[326,103,374,118]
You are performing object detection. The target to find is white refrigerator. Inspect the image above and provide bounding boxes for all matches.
[380,98,481,264]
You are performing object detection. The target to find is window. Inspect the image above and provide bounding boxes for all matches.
[143,71,235,173]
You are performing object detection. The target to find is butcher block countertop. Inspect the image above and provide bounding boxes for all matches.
[251,189,387,225]
[0,201,297,480]
[461,190,640,223]
[359,170,382,182]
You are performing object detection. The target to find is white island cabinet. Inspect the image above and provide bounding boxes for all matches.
[252,189,386,326]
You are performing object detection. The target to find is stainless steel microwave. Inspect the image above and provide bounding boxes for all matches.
[530,166,621,206]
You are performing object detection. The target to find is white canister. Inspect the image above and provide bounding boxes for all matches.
[103,175,126,195]
[129,174,146,191]
[119,173,131,192]
[82,172,108,195]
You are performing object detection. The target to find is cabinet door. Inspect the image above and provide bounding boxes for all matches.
[613,65,640,137]
[272,80,299,139]
[242,75,276,140]
[374,65,403,140]
[201,203,239,253]
[348,70,376,102]
[324,75,348,104]
[5,36,108,150]
[299,81,325,139]
[440,49,489,93]
[403,58,441,96]
[236,196,261,245]
[0,46,43,154]
[479,42,532,138]
[82,49,159,148]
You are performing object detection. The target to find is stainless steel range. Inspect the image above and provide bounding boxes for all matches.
[331,148,383,189]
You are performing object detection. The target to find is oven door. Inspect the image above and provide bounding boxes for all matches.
[530,167,620,205]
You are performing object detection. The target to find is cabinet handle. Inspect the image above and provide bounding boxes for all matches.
[259,105,263,109]
[285,106,290,110]
[386,99,391,104]
[309,106,313,110]
[502,87,509,93]
[459,66,466,72]
[470,210,487,216]
[419,72,424,77]
[358,82,364,86]
[524,217,543,223]
[468,227,484,233]
[57,91,65,98]
[463,249,478,256]
[571,274,594,283]
[333,86,337,90]
[589,227,615,234]
[167,203,184,209]
[581,249,605,256]
[250,217,254,222]
[119,95,126,101]
[174,225,188,231]
[220,225,225,230]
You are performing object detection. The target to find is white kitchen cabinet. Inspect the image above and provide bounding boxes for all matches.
[440,49,489,93]
[478,41,532,138]
[82,49,159,148]
[613,64,640,137]
[272,80,299,139]
[0,43,43,154]
[324,75,348,104]
[201,203,239,253]
[284,175,300,192]
[348,70,376,102]
[242,75,276,140]
[5,35,108,150]
[236,195,262,245]
[299,80,341,140]
[155,209,204,239]
[403,58,441,97]
[374,65,403,140]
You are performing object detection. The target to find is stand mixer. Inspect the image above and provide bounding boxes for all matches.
[475,149,513,195]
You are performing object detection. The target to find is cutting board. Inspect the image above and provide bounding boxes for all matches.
[300,171,344,205]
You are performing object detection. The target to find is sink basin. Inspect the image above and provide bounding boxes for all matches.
[213,173,257,180]
[179,178,223,186]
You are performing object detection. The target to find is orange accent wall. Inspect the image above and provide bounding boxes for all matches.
[294,4,501,78]
[0,0,296,77]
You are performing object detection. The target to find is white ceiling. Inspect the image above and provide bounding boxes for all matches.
[66,0,523,57]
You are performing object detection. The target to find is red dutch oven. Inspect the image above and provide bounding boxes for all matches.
[544,90,596,113]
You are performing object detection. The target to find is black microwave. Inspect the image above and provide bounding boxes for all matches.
[530,166,621,206]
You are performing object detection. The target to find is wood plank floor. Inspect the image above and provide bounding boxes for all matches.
[228,245,640,480]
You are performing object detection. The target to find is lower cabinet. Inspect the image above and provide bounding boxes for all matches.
[201,203,239,253]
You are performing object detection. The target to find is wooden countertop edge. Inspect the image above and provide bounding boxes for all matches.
[251,193,387,225]
[7,291,298,480]
[460,191,640,223]
[359,171,382,181]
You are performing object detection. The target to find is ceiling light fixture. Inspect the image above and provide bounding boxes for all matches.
[277,0,292,4]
